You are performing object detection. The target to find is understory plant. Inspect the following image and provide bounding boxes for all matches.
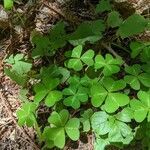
[4,0,150,149]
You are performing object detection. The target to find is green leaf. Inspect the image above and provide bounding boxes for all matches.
[67,46,95,71]
[45,127,65,149]
[68,20,105,46]
[104,93,130,113]
[96,0,111,13]
[130,41,150,61]
[102,78,126,92]
[94,54,122,76]
[5,54,32,86]
[4,0,13,10]
[80,109,93,132]
[4,68,28,86]
[124,65,150,90]
[94,138,110,150]
[130,41,144,58]
[91,111,110,135]
[71,45,82,58]
[63,86,88,109]
[91,78,128,112]
[118,14,148,38]
[67,58,83,71]
[138,73,150,88]
[108,120,133,144]
[130,91,150,122]
[45,91,62,107]
[90,83,107,107]
[16,102,37,127]
[116,107,133,123]
[81,49,94,66]
[34,78,61,106]
[107,11,123,28]
[32,22,67,57]
[65,118,80,141]
[48,109,69,127]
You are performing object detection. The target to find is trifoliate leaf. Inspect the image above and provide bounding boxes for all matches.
[16,102,37,127]
[96,0,111,13]
[34,78,61,106]
[68,20,105,46]
[67,45,95,71]
[124,64,150,90]
[63,86,88,109]
[91,111,134,145]
[65,118,80,141]
[130,41,145,58]
[94,54,123,76]
[130,91,150,122]
[107,11,123,28]
[118,14,148,38]
[91,78,129,112]
[108,119,133,144]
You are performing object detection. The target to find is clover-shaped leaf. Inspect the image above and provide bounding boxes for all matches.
[34,77,62,107]
[44,110,80,149]
[16,102,37,127]
[67,45,94,71]
[108,118,133,144]
[130,41,150,64]
[94,54,123,76]
[91,111,133,146]
[91,78,129,113]
[124,64,150,90]
[130,41,150,62]
[63,85,88,109]
[130,91,150,122]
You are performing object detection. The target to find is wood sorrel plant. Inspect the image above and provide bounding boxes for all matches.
[4,0,150,149]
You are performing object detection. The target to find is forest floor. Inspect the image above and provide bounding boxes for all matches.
[0,0,150,150]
